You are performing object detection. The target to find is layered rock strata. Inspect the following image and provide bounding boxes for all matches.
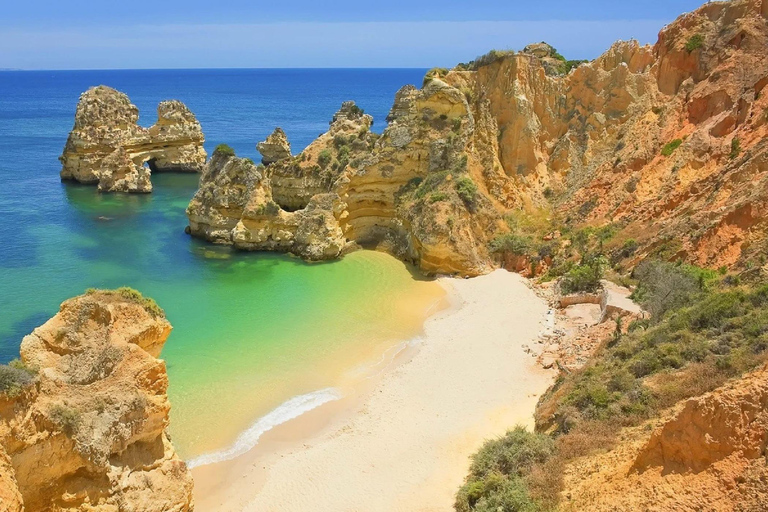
[187,0,768,276]
[60,86,206,193]
[188,94,499,275]
[257,128,292,165]
[0,290,193,511]
[561,365,768,511]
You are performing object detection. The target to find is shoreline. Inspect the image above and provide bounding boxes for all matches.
[192,269,555,511]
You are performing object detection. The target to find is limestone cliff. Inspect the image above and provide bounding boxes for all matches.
[187,92,499,275]
[186,0,768,276]
[60,86,206,193]
[0,289,193,511]
[440,0,768,269]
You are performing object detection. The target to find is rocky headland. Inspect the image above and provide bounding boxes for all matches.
[184,0,768,277]
[60,86,206,193]
[0,289,193,511]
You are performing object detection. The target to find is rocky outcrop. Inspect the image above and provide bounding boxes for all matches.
[441,0,768,270]
[187,0,768,276]
[187,92,499,275]
[633,366,768,474]
[257,128,291,165]
[560,366,768,511]
[186,148,348,260]
[0,289,193,511]
[60,86,206,193]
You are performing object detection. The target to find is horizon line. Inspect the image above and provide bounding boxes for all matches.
[0,66,433,72]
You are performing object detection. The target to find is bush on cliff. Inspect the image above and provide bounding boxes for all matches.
[0,360,34,396]
[318,149,332,168]
[455,176,478,208]
[661,139,683,156]
[85,287,165,318]
[685,34,704,52]
[214,144,236,157]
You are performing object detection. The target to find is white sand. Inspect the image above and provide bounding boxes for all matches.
[193,270,555,511]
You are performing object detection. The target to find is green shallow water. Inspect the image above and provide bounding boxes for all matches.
[1,174,444,458]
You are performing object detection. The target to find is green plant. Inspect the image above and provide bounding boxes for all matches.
[49,404,81,436]
[455,426,553,512]
[214,143,236,157]
[489,234,533,257]
[730,137,741,159]
[429,192,449,203]
[560,255,607,294]
[661,139,683,157]
[317,149,332,168]
[455,177,478,207]
[685,34,704,52]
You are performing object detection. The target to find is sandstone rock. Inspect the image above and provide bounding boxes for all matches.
[187,146,347,261]
[0,289,193,511]
[60,86,206,193]
[188,0,768,275]
[188,90,497,275]
[634,365,768,474]
[257,127,292,165]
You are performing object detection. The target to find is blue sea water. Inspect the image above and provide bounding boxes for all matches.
[0,68,441,457]
[0,68,426,357]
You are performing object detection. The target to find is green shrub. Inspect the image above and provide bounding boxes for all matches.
[0,362,34,396]
[49,404,81,436]
[661,139,683,157]
[429,192,449,203]
[455,427,553,512]
[685,34,704,52]
[214,143,236,157]
[730,137,741,159]
[489,234,533,257]
[455,177,478,207]
[560,255,607,294]
[317,149,332,168]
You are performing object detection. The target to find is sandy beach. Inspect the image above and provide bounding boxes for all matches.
[192,269,555,511]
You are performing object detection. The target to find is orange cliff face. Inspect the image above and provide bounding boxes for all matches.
[440,0,768,270]
[561,365,768,511]
[0,290,193,512]
[182,0,767,276]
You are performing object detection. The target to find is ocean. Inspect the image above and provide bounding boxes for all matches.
[0,68,444,459]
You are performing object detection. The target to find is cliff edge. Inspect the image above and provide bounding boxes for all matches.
[0,289,193,511]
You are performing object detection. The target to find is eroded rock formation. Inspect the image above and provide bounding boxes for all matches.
[0,290,193,511]
[187,0,768,276]
[257,128,292,165]
[442,0,768,270]
[60,86,206,193]
[188,90,499,275]
[561,365,768,511]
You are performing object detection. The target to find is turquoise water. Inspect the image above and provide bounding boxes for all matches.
[0,69,442,457]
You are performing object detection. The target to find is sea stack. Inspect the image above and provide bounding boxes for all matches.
[59,86,207,193]
[0,289,194,511]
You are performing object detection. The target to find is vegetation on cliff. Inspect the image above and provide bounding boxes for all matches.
[456,258,768,511]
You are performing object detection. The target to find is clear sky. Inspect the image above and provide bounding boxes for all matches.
[0,0,708,70]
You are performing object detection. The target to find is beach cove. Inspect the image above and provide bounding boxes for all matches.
[193,270,555,511]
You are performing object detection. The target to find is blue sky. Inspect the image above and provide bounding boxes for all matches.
[1,0,707,69]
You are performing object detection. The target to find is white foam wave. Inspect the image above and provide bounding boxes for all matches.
[187,388,342,469]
